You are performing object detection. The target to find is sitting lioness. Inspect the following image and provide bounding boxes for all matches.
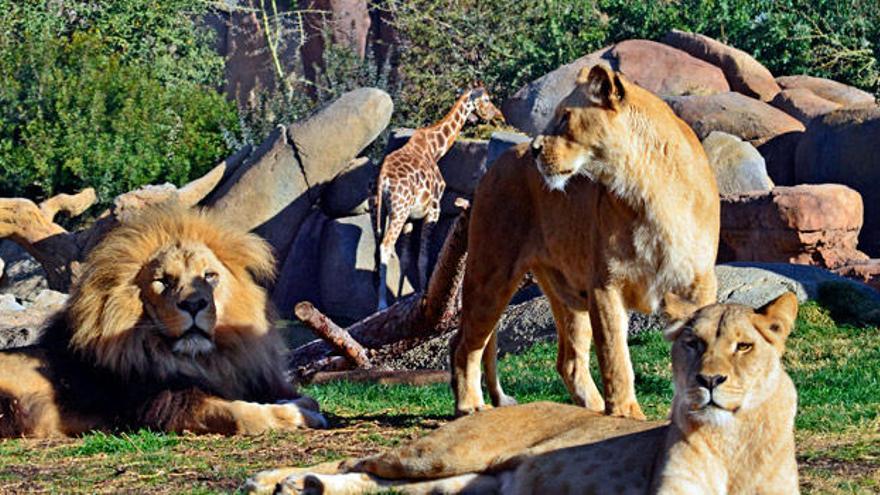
[453,64,720,419]
[248,292,800,494]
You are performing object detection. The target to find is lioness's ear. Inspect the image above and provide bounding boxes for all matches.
[576,64,625,110]
[662,292,700,341]
[752,292,798,354]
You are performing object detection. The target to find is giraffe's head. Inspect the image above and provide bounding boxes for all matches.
[464,83,504,123]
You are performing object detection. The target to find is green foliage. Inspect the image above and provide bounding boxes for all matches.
[367,0,879,129]
[0,1,237,207]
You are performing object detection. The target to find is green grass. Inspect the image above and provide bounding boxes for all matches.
[0,298,877,493]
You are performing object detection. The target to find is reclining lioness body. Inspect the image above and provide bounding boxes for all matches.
[249,293,800,494]
[451,65,720,419]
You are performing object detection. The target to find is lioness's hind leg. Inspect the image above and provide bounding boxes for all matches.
[590,287,645,420]
[543,289,604,412]
[453,260,525,416]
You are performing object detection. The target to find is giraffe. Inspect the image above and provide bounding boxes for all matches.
[374,84,504,310]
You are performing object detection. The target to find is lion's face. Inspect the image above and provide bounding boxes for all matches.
[664,293,798,427]
[530,65,629,191]
[138,241,230,357]
[67,204,278,381]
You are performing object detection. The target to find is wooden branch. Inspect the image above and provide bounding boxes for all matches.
[289,206,472,377]
[0,195,84,291]
[309,369,449,386]
[38,188,96,222]
[295,302,372,368]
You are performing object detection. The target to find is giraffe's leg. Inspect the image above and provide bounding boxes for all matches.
[396,223,413,298]
[417,213,439,291]
[377,206,408,311]
[590,286,645,420]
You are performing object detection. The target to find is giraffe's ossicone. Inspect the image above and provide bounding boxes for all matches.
[374,84,504,310]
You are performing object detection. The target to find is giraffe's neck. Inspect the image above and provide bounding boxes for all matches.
[423,92,473,161]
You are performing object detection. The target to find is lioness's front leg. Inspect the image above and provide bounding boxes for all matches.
[142,389,327,435]
[590,287,645,420]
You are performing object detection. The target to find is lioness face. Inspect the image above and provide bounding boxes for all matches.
[531,65,628,191]
[667,294,798,426]
[138,241,231,357]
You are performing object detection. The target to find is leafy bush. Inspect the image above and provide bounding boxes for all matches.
[365,0,879,129]
[0,1,237,206]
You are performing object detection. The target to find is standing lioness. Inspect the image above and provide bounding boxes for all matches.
[452,65,720,419]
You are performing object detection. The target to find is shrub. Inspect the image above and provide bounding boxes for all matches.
[360,0,879,130]
[0,1,237,207]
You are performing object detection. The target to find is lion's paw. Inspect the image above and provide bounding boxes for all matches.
[272,401,328,429]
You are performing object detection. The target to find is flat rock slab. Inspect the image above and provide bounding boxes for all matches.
[716,262,879,307]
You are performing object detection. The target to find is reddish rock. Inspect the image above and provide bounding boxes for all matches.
[666,92,804,145]
[661,30,780,101]
[299,0,371,84]
[771,88,841,125]
[794,105,880,256]
[719,184,868,269]
[776,75,875,107]
[604,40,729,97]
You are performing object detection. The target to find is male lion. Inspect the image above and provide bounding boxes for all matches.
[248,292,800,495]
[452,65,720,419]
[0,205,326,437]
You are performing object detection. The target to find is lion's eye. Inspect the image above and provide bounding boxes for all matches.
[151,279,166,293]
[736,342,754,353]
[204,271,219,285]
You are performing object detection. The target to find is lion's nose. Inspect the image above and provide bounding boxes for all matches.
[531,136,544,158]
[178,297,208,316]
[696,374,727,390]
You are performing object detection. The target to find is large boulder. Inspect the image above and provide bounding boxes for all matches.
[770,88,841,125]
[776,75,875,107]
[661,30,780,101]
[209,88,393,260]
[487,131,531,166]
[719,184,867,269]
[702,131,773,194]
[270,210,330,317]
[794,106,880,256]
[502,47,611,135]
[604,40,730,97]
[318,213,414,323]
[321,157,377,217]
[385,129,490,196]
[665,92,805,145]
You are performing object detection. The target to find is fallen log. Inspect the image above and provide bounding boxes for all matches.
[290,201,471,379]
